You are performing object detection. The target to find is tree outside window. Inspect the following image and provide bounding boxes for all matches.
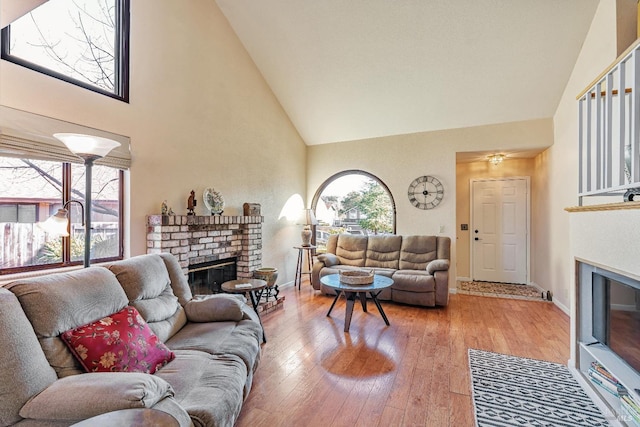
[1,0,130,101]
[0,157,122,273]
[313,172,395,252]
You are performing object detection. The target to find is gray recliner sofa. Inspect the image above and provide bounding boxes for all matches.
[0,253,262,426]
[311,234,451,306]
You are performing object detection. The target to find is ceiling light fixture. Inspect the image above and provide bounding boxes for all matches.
[488,154,505,166]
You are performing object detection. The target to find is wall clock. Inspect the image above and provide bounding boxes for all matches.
[407,175,444,210]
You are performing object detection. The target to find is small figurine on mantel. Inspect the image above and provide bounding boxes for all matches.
[162,200,175,216]
[187,190,197,215]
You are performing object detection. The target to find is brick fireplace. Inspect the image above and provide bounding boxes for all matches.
[146,214,263,279]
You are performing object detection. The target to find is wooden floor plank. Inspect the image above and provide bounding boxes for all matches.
[235,281,570,427]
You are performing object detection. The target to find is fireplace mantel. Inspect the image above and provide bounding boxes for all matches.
[146,214,263,279]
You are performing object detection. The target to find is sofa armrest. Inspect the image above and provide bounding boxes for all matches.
[184,294,245,322]
[20,372,174,422]
[317,253,341,267]
[426,259,449,275]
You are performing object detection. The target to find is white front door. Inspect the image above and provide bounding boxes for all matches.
[471,178,528,284]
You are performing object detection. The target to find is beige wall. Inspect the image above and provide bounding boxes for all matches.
[455,158,537,280]
[538,0,624,311]
[0,0,307,283]
[308,118,553,289]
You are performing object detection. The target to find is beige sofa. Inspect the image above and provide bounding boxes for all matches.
[311,234,451,306]
[0,253,262,427]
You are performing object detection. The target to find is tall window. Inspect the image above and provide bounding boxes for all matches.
[311,170,396,252]
[0,157,123,273]
[1,0,130,101]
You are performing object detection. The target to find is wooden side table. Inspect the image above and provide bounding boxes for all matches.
[221,278,267,343]
[294,245,315,290]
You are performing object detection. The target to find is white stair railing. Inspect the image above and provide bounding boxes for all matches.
[577,40,640,204]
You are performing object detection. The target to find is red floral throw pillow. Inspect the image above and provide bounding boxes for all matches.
[62,306,175,374]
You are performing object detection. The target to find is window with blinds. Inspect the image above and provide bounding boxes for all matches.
[0,107,129,274]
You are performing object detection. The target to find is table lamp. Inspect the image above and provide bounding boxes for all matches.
[300,209,318,247]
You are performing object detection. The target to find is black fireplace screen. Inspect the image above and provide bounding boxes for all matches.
[188,258,237,294]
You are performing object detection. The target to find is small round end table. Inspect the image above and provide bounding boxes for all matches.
[294,245,316,289]
[221,279,267,343]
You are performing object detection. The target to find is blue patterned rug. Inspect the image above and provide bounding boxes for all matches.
[468,349,609,426]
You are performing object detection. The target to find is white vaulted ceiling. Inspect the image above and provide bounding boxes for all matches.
[1,0,48,28]
[216,0,599,145]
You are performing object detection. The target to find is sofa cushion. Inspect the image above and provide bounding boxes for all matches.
[166,320,262,375]
[326,234,339,254]
[19,372,174,422]
[426,259,449,274]
[184,295,244,322]
[155,350,248,427]
[365,235,401,269]
[317,253,340,267]
[6,267,129,378]
[335,235,368,267]
[159,253,193,305]
[109,254,187,342]
[62,306,175,374]
[391,270,435,292]
[0,288,57,427]
[399,235,437,270]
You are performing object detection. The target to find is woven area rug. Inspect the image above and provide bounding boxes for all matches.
[468,349,609,426]
[458,281,545,301]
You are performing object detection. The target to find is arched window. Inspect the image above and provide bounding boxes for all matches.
[311,170,396,251]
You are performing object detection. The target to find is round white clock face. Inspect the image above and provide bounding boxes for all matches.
[408,175,444,210]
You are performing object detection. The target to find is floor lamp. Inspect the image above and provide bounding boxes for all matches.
[39,200,86,263]
[53,133,120,267]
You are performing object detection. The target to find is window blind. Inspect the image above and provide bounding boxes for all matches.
[0,106,131,170]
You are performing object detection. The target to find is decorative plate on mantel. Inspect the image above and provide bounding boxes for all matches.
[203,188,224,215]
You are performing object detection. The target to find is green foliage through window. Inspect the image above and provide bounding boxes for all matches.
[314,172,395,252]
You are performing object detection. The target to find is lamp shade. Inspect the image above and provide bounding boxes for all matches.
[53,133,120,158]
[302,209,318,225]
[39,209,71,237]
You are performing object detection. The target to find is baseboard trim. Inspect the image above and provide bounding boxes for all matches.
[279,281,295,289]
[528,281,570,315]
[456,276,471,282]
[528,281,545,292]
[554,299,570,315]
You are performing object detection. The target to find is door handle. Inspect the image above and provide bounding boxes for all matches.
[474,237,481,241]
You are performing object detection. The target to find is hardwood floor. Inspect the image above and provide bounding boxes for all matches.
[236,280,570,427]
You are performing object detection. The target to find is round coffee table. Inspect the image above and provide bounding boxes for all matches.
[320,274,393,332]
[221,279,267,343]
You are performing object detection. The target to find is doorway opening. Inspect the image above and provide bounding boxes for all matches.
[470,177,530,285]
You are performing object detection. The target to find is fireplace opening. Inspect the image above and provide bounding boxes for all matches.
[188,258,237,294]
